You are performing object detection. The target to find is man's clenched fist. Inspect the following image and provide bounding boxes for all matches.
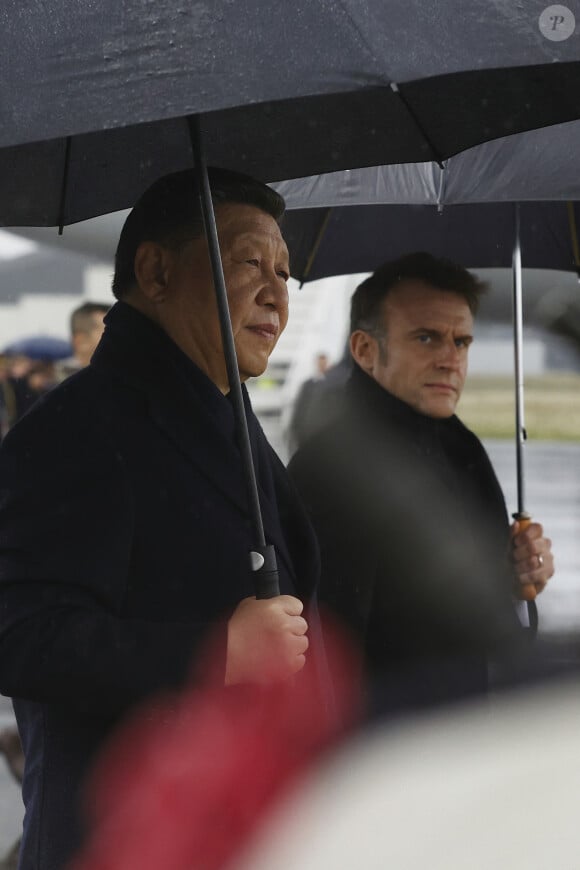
[225,595,309,685]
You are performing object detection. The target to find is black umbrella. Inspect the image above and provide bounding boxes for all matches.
[281,201,580,284]
[275,117,580,209]
[2,0,580,598]
[1,1,580,226]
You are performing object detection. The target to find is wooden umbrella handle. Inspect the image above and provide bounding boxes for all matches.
[512,511,537,601]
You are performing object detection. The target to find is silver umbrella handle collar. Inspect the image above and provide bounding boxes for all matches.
[250,546,282,600]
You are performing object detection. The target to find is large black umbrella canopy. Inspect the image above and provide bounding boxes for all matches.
[14,117,580,260]
[2,0,579,603]
[281,201,580,283]
[2,0,580,225]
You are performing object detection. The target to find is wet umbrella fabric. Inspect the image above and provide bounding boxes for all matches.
[1,1,580,226]
[14,116,580,262]
[275,117,580,211]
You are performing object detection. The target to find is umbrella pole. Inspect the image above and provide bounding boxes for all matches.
[188,116,280,599]
[511,203,536,601]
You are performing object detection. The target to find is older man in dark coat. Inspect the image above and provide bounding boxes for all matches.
[0,169,318,869]
[289,253,555,713]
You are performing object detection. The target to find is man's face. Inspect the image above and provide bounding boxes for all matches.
[316,353,329,375]
[74,312,106,367]
[151,203,290,391]
[357,280,474,418]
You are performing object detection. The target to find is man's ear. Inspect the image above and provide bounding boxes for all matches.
[133,242,174,303]
[350,330,378,374]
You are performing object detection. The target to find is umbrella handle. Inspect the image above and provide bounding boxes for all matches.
[512,511,537,601]
[250,544,281,600]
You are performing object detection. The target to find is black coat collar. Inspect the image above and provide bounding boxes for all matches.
[348,364,450,431]
[91,302,300,583]
[346,364,480,464]
[345,364,510,555]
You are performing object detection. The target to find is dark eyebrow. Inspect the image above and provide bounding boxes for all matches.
[409,328,442,339]
[409,328,474,344]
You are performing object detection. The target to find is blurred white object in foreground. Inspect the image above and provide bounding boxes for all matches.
[234,679,580,870]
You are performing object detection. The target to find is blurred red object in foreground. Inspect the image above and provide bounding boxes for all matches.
[71,617,360,870]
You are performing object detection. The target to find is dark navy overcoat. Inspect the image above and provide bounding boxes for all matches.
[0,302,319,869]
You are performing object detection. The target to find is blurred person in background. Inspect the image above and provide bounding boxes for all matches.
[0,307,107,867]
[289,252,556,714]
[56,302,109,381]
[287,351,330,453]
[5,354,33,382]
[0,352,51,867]
[3,354,33,430]
[0,354,16,439]
[2,356,56,426]
[286,343,354,459]
[19,361,56,410]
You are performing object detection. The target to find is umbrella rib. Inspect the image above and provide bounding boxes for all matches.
[302,208,333,285]
[390,83,445,169]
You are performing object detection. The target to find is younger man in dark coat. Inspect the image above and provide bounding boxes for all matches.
[0,169,317,869]
[289,253,554,712]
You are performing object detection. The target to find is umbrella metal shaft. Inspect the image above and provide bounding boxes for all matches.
[512,203,528,518]
[189,117,280,598]
[512,204,538,603]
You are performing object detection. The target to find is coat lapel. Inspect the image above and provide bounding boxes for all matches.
[92,303,302,585]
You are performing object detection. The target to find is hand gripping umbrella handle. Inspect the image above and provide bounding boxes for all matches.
[512,511,537,601]
[511,208,536,602]
[250,544,281,600]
